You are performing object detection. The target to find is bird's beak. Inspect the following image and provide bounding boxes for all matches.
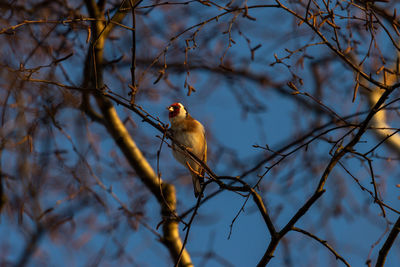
[167,106,174,112]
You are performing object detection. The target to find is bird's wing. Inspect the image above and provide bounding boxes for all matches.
[202,132,207,163]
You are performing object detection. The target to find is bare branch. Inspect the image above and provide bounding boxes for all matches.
[292,227,351,267]
[376,216,400,267]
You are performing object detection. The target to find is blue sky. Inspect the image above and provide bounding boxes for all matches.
[2,1,400,266]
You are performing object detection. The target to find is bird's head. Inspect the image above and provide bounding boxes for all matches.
[167,102,187,120]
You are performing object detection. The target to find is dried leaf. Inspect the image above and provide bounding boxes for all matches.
[187,85,196,96]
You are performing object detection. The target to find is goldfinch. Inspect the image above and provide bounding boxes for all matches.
[167,103,207,197]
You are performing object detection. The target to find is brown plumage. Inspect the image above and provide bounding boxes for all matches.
[168,103,207,197]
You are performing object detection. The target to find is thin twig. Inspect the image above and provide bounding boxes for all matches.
[292,227,351,267]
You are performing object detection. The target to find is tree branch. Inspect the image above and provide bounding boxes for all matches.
[375,216,400,267]
[83,1,192,265]
[292,227,351,267]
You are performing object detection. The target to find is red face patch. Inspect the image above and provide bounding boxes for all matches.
[168,103,181,118]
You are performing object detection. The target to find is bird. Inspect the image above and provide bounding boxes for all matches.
[167,102,207,197]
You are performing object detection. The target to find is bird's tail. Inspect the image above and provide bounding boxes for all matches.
[191,172,204,198]
[186,161,205,197]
